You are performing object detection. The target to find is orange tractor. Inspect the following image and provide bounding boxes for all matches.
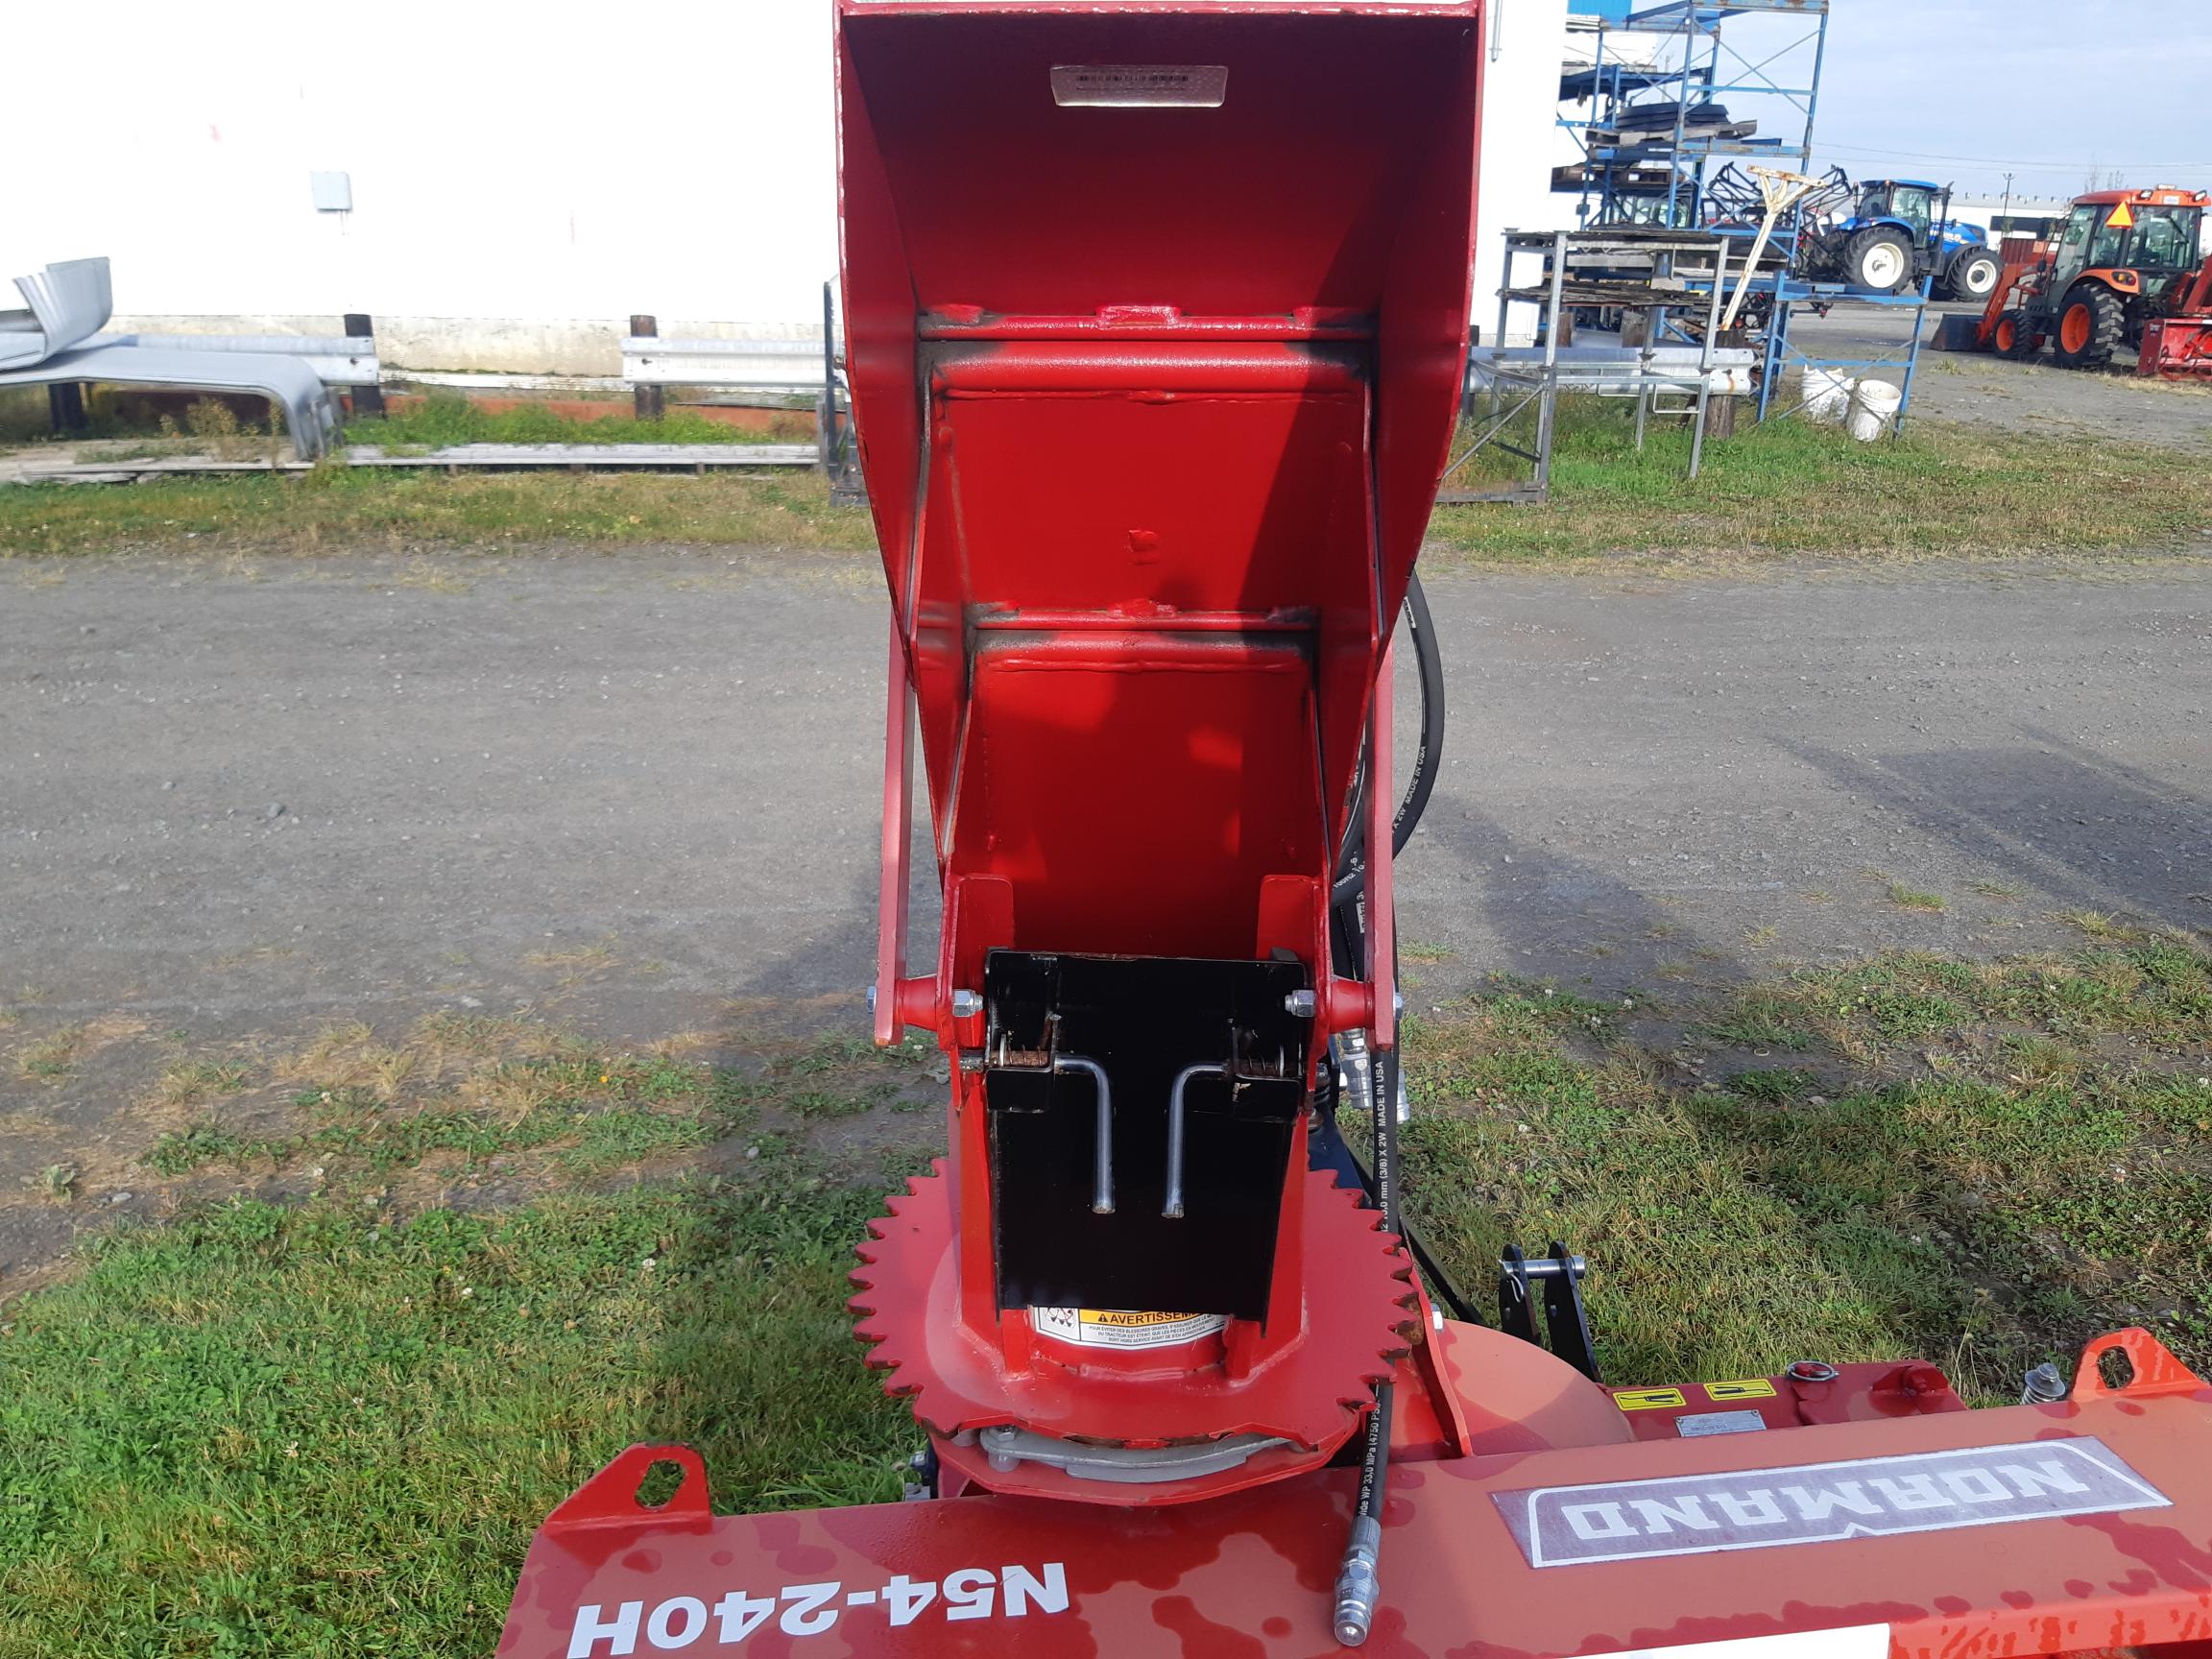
[1957,186,2212,375]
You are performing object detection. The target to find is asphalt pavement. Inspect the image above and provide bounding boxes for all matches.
[6,549,2206,1022]
[4,549,2208,1273]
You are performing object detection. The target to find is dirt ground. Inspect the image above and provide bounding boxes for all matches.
[1785,303,2212,447]
[4,547,2207,1292]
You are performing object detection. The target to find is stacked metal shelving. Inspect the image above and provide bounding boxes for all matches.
[1559,0,1831,235]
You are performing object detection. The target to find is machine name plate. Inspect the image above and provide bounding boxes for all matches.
[1496,1438,2169,1566]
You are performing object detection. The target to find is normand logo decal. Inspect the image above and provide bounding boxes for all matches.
[1495,1438,2170,1567]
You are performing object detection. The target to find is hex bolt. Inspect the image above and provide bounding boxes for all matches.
[1285,988,1317,1017]
[2020,1361,2068,1406]
[950,989,983,1020]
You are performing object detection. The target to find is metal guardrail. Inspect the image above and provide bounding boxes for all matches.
[619,335,830,393]
[90,334,380,387]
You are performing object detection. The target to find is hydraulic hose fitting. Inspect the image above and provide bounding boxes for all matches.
[1332,1514,1382,1647]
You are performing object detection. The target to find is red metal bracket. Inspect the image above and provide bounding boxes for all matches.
[2070,1326,2208,1401]
[541,1444,710,1537]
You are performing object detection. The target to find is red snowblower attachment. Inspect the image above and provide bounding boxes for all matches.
[500,5,2212,1656]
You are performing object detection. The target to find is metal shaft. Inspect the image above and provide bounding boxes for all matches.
[1052,1055,1115,1214]
[1163,1062,1226,1218]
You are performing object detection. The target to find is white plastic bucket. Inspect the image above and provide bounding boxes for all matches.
[1803,368,1855,423]
[1848,377,1903,442]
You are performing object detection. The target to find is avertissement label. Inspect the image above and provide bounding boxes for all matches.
[1495,1438,2170,1566]
[1030,1307,1227,1350]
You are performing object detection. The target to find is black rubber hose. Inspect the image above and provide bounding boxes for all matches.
[1335,570,1446,886]
[1329,575,1444,1644]
[1332,569,1446,974]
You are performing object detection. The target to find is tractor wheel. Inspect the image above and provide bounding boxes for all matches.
[1844,227,1914,293]
[1993,310,2042,360]
[1946,247,2001,301]
[2052,283,2125,369]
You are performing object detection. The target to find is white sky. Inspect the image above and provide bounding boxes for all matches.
[1808,0,2212,199]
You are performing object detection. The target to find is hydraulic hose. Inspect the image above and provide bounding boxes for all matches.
[1334,569,1446,902]
[1333,1041,1402,1647]
[1330,576,1439,1647]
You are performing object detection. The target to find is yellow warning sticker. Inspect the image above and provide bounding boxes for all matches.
[1612,1387,1688,1411]
[1030,1307,1227,1351]
[1705,1378,1779,1402]
[2108,201,2137,229]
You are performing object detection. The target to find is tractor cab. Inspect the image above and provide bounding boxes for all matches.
[2053,187,2207,299]
[1992,186,2212,370]
[1851,178,1940,236]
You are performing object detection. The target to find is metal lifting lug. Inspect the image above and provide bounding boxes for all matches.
[1498,1241,1602,1382]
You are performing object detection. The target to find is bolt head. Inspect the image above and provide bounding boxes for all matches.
[950,989,983,1020]
[1285,988,1317,1017]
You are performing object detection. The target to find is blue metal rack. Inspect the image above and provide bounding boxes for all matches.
[1756,276,1933,431]
[1560,0,1831,235]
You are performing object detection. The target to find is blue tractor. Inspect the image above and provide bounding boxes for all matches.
[1811,179,2002,300]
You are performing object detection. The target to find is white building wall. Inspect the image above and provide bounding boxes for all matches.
[1475,0,1576,346]
[8,0,1570,370]
[6,0,841,373]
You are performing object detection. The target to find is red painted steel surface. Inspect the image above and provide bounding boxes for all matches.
[1609,1362,1967,1442]
[851,1159,1418,1503]
[499,9,2212,1652]
[835,0,1485,1501]
[842,0,1483,933]
[499,1334,2212,1659]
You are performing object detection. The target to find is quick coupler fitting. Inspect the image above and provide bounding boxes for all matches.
[1332,1514,1382,1647]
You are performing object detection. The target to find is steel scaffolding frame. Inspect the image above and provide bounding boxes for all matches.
[1560,0,1830,235]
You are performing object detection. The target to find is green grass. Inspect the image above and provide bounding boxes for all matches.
[6,397,2210,565]
[1701,990,1815,1051]
[2,947,2205,1654]
[0,1176,911,1659]
[1425,395,2212,565]
[348,395,801,451]
[1397,945,2212,1399]
[143,1053,766,1181]
[0,467,877,557]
